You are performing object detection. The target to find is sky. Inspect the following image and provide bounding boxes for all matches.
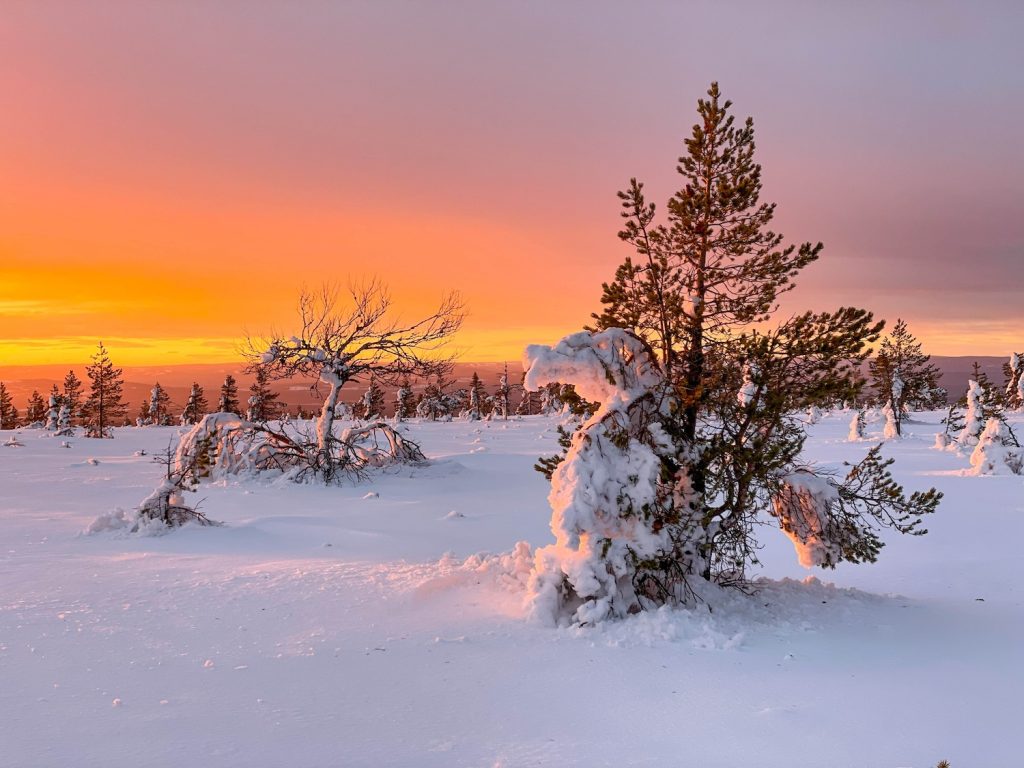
[1,1,1022,367]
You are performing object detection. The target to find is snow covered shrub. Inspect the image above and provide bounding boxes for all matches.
[956,379,1007,448]
[958,380,986,446]
[174,412,426,485]
[882,401,900,440]
[968,418,1023,476]
[134,433,225,530]
[524,329,703,625]
[848,409,867,442]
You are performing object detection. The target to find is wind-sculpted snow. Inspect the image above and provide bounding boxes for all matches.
[523,328,662,412]
[523,329,696,626]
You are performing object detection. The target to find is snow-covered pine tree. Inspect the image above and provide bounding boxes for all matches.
[45,385,62,431]
[26,390,47,426]
[147,382,172,426]
[56,400,73,436]
[416,373,464,421]
[869,319,942,437]
[465,372,487,420]
[62,370,84,426]
[218,374,241,415]
[516,374,534,415]
[969,418,1023,475]
[530,82,941,623]
[181,383,209,425]
[394,378,415,422]
[136,399,152,426]
[493,363,512,420]
[957,378,1007,447]
[83,342,127,438]
[539,384,562,415]
[1003,353,1024,411]
[246,366,282,422]
[0,382,16,430]
[356,375,386,420]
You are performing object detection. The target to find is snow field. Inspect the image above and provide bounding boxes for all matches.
[1,412,1021,767]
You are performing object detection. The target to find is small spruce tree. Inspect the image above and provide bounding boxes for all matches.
[466,372,487,420]
[869,319,942,437]
[181,383,209,425]
[148,382,172,426]
[62,370,84,426]
[45,385,63,431]
[83,342,127,438]
[1003,353,1024,410]
[0,382,16,430]
[395,378,415,422]
[247,366,282,422]
[218,374,241,415]
[26,390,47,426]
[493,363,512,420]
[356,375,386,420]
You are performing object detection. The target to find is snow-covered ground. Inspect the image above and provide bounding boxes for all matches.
[1,412,1020,767]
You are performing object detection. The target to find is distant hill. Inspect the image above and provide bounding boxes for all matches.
[929,356,1009,402]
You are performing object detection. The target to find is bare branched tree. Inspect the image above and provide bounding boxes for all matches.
[246,280,464,472]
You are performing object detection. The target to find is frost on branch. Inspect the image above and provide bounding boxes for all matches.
[522,329,704,626]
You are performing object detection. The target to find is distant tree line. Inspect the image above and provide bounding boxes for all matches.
[0,340,580,436]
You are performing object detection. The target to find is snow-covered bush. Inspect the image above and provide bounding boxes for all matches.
[171,412,426,485]
[848,410,866,442]
[882,402,899,440]
[957,379,1004,448]
[968,418,1023,476]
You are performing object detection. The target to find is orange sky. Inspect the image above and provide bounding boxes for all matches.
[1,3,1022,369]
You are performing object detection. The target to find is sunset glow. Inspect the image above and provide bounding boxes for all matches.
[2,3,1022,369]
